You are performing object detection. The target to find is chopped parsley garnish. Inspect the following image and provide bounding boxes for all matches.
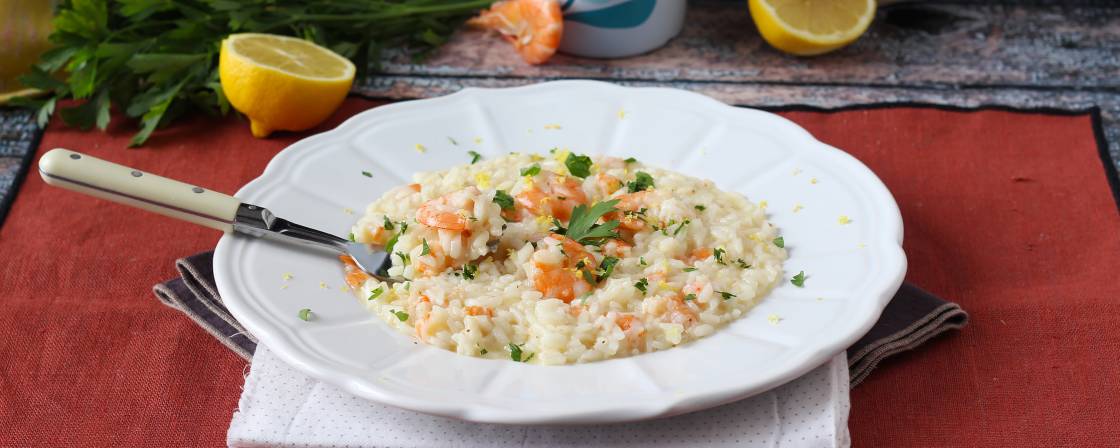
[660,219,676,236]
[508,342,533,362]
[673,219,691,236]
[361,171,372,178]
[565,152,594,179]
[420,239,430,256]
[382,216,394,230]
[713,247,726,264]
[384,232,401,254]
[297,308,313,321]
[462,263,478,280]
[447,136,459,146]
[395,251,410,266]
[683,293,696,301]
[736,259,752,269]
[480,348,488,355]
[468,150,482,164]
[639,257,648,266]
[520,164,541,177]
[773,236,785,248]
[597,256,619,282]
[624,157,637,164]
[562,199,620,245]
[626,171,654,193]
[581,268,596,284]
[368,287,384,301]
[683,267,697,272]
[634,278,649,294]
[791,271,806,287]
[493,190,515,211]
[393,310,409,321]
[399,221,409,233]
[694,204,706,211]
[348,232,356,242]
[716,291,736,300]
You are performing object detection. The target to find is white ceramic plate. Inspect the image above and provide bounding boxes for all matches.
[215,80,905,424]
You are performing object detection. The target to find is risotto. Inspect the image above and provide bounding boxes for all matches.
[344,151,786,365]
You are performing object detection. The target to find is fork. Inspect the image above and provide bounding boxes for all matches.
[37,148,394,279]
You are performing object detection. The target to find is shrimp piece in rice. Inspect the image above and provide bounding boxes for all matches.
[528,234,596,303]
[615,314,647,351]
[516,171,588,221]
[416,187,481,231]
[606,190,654,231]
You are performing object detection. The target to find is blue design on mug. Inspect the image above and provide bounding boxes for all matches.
[562,0,657,29]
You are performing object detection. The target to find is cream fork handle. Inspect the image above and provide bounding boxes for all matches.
[37,148,241,232]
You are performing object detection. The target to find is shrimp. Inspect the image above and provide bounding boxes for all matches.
[616,314,647,351]
[468,0,563,65]
[339,255,371,289]
[605,190,654,231]
[591,172,623,198]
[413,242,450,277]
[416,187,479,231]
[528,234,596,303]
[602,238,632,258]
[664,294,699,327]
[515,171,588,221]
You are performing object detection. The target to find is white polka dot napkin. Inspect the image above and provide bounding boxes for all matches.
[227,346,850,447]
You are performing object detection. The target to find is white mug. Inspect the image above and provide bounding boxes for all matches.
[559,0,687,59]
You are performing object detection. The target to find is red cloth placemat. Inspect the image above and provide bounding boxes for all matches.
[1,98,1117,446]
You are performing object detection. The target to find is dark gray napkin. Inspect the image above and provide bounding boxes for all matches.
[154,251,968,387]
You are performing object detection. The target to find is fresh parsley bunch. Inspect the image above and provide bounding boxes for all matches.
[13,0,492,146]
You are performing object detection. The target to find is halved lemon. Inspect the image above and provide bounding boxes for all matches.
[749,0,876,56]
[219,33,355,138]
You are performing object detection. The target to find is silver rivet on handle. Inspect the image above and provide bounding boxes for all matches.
[192,187,204,193]
[131,171,143,177]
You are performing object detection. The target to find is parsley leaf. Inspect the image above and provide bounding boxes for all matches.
[791,271,806,287]
[597,256,619,282]
[581,268,596,285]
[563,199,620,245]
[395,251,410,266]
[348,232,356,242]
[773,236,785,248]
[634,278,649,294]
[462,263,478,280]
[420,239,430,256]
[447,136,459,146]
[736,259,752,269]
[673,219,690,236]
[626,171,654,193]
[468,150,482,164]
[508,342,533,362]
[382,216,394,231]
[393,310,409,321]
[298,308,313,321]
[694,204,706,211]
[362,171,372,178]
[520,164,541,177]
[368,287,384,301]
[713,247,726,264]
[639,257,648,266]
[683,293,696,301]
[565,152,593,179]
[683,267,697,272]
[624,157,638,164]
[716,291,736,300]
[493,190,515,211]
[480,348,488,355]
[384,231,401,254]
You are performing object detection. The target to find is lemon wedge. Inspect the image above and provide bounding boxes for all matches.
[749,0,876,56]
[219,33,355,138]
